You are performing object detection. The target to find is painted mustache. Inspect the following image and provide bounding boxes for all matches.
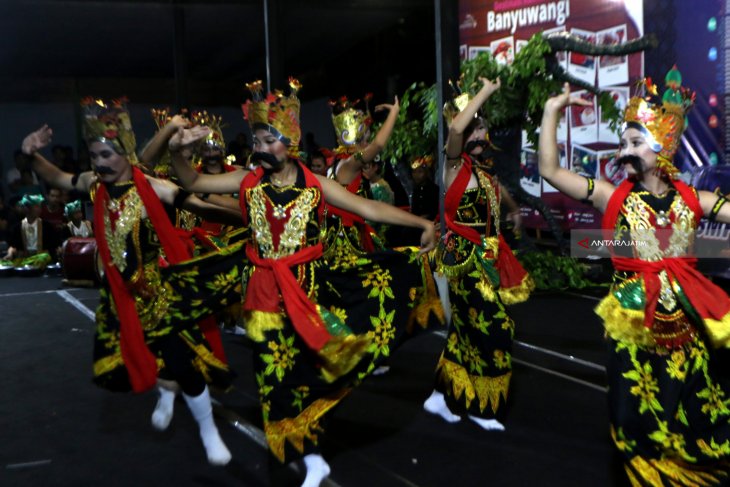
[464,140,488,154]
[93,165,116,175]
[616,155,643,175]
[251,151,283,169]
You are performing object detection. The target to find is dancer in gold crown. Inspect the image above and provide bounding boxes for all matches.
[21,97,241,466]
[167,78,440,487]
[423,77,532,432]
[539,68,730,485]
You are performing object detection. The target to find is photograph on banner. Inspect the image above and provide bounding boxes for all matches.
[597,150,627,186]
[490,36,515,65]
[542,142,568,193]
[568,90,598,144]
[568,28,597,86]
[570,144,599,179]
[468,45,491,60]
[460,44,468,61]
[598,86,629,143]
[597,24,629,87]
[515,39,528,56]
[520,147,541,197]
[543,26,568,70]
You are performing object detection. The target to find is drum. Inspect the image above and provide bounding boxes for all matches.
[61,237,101,285]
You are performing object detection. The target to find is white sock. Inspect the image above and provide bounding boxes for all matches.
[372,365,390,376]
[468,416,505,431]
[183,386,232,466]
[423,390,461,423]
[301,454,331,487]
[151,386,176,431]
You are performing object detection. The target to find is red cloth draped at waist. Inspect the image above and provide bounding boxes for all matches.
[612,256,730,328]
[443,157,527,289]
[244,242,332,351]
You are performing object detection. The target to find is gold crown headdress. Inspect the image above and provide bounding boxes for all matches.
[411,155,435,170]
[191,110,226,151]
[81,97,138,163]
[242,78,302,156]
[330,94,373,154]
[622,65,695,178]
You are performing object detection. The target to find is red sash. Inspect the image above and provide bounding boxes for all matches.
[603,179,730,328]
[95,168,225,392]
[239,161,333,351]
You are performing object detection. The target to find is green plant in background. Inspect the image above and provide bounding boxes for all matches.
[517,249,607,291]
[421,33,624,147]
[377,82,437,168]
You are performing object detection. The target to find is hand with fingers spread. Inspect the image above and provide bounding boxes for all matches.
[22,124,53,156]
[374,96,400,114]
[169,126,212,153]
[544,82,592,114]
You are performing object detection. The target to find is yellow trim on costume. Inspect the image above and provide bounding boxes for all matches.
[264,388,351,463]
[436,356,511,414]
[93,353,125,377]
[318,334,372,383]
[627,455,727,486]
[595,293,654,347]
[498,274,535,305]
[244,310,285,342]
[704,313,730,349]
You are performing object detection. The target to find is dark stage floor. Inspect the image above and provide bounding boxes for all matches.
[0,275,629,487]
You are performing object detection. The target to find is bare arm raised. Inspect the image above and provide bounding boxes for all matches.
[139,114,189,167]
[168,126,247,194]
[538,83,615,212]
[335,97,400,185]
[444,77,500,188]
[317,174,436,254]
[22,125,95,193]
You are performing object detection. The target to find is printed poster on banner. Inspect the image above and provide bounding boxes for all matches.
[570,144,599,179]
[599,86,629,143]
[520,147,541,197]
[567,28,597,86]
[460,44,468,61]
[568,90,598,144]
[597,24,629,87]
[490,36,515,65]
[597,150,627,186]
[542,142,568,193]
[468,45,491,60]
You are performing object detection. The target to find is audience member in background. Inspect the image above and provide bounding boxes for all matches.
[7,150,38,197]
[41,187,66,234]
[6,194,60,262]
[61,200,93,240]
[308,150,328,176]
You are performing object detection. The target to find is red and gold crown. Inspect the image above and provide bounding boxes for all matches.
[81,97,138,163]
[242,78,302,155]
[622,66,695,177]
[330,94,373,154]
[191,110,226,151]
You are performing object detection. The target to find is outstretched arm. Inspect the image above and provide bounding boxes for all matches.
[139,114,189,167]
[22,125,94,193]
[168,126,246,194]
[318,174,436,253]
[148,177,242,225]
[335,97,400,184]
[538,83,614,212]
[445,77,500,159]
